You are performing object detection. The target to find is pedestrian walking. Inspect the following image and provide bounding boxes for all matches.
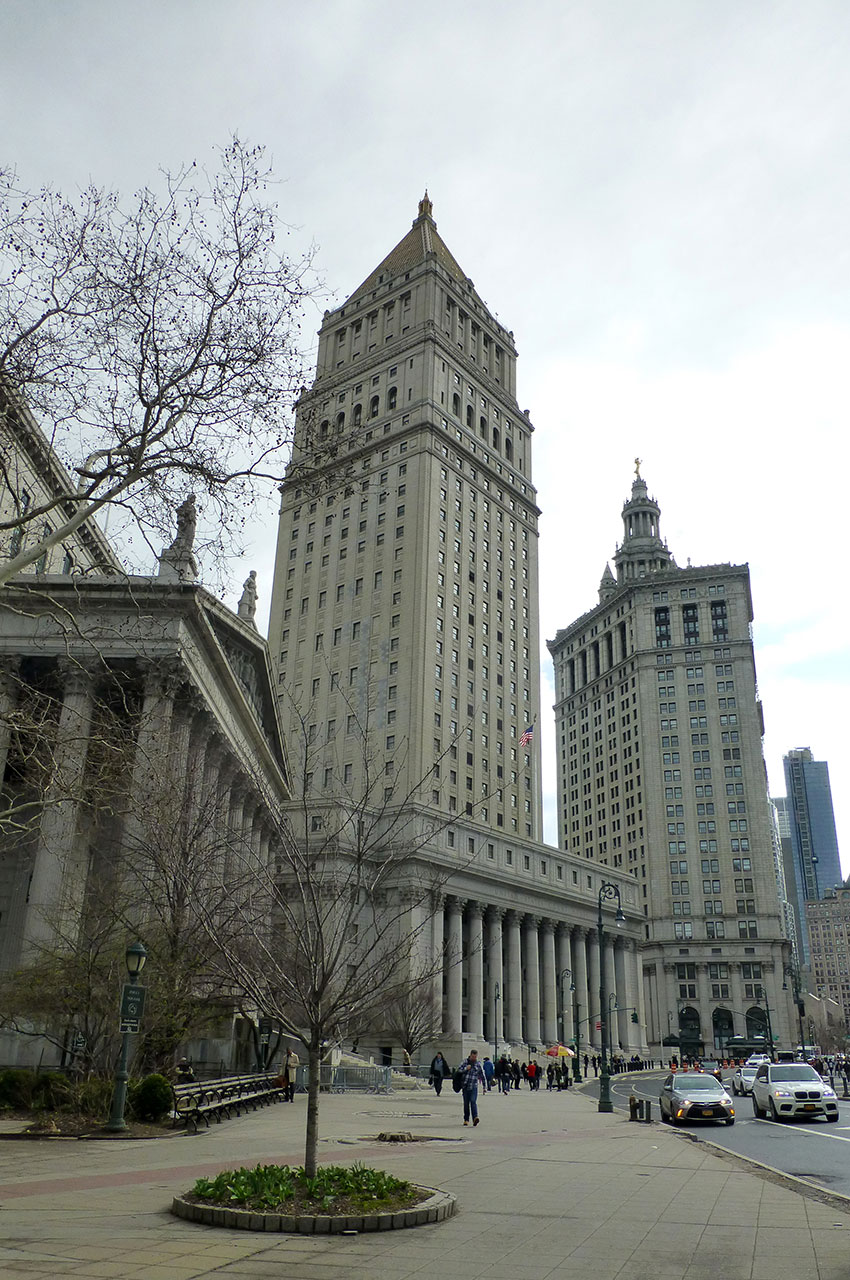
[458,1048,486,1126]
[494,1054,511,1094]
[483,1056,495,1091]
[283,1045,299,1102]
[429,1051,451,1096]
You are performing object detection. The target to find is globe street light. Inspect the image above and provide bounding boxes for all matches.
[597,881,626,1114]
[559,968,578,1083]
[106,940,148,1133]
[493,981,501,1065]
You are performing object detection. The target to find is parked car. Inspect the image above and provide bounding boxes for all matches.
[731,1066,758,1096]
[659,1072,735,1125]
[751,1062,839,1122]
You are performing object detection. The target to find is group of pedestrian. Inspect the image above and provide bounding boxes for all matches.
[430,1048,585,1126]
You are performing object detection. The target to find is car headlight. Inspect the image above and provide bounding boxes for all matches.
[822,1088,836,1099]
[772,1089,793,1097]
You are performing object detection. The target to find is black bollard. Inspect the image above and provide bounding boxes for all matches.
[643,1100,652,1123]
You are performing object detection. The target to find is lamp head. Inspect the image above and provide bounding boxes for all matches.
[615,905,626,928]
[125,941,147,979]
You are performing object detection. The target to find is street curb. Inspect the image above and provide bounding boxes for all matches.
[671,1128,850,1214]
[170,1185,456,1233]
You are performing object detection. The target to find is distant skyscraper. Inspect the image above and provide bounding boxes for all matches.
[548,469,795,1056]
[780,748,842,965]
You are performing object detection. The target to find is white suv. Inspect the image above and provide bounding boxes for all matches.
[751,1062,839,1123]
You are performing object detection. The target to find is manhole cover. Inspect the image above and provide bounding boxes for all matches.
[361,1111,433,1119]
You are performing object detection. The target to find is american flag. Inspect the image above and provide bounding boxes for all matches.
[519,724,534,747]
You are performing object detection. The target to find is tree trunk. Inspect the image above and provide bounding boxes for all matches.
[304,1040,321,1177]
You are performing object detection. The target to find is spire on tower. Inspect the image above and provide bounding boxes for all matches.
[612,467,675,584]
[418,191,433,221]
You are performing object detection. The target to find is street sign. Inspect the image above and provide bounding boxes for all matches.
[119,1019,140,1035]
[120,984,146,1021]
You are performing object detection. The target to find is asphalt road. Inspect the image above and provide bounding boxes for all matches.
[582,1068,850,1200]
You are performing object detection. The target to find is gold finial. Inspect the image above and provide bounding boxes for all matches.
[634,457,642,478]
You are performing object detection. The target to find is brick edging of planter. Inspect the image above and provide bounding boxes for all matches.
[171,1185,456,1233]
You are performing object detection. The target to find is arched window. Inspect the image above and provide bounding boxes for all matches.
[387,386,397,411]
[746,1006,768,1041]
[479,415,487,439]
[505,437,513,461]
[319,419,329,439]
[678,1006,702,1053]
[336,412,345,431]
[353,403,362,426]
[712,1007,733,1051]
[492,428,500,451]
[466,404,473,428]
[370,395,380,418]
[452,392,460,417]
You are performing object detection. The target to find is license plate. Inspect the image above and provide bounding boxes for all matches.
[702,1109,714,1116]
[803,1104,816,1110]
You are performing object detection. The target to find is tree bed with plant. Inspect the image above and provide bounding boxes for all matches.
[190,1162,421,1216]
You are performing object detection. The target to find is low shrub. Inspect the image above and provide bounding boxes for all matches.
[131,1073,172,1122]
[0,1068,35,1110]
[31,1072,74,1111]
[193,1162,417,1214]
[73,1077,114,1119]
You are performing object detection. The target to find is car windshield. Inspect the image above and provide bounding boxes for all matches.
[741,1068,756,1077]
[769,1065,820,1082]
[678,1076,720,1089]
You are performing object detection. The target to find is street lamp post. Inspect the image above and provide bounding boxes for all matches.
[106,941,148,1133]
[573,1000,583,1081]
[559,968,577,1084]
[597,881,626,1114]
[783,962,808,1058]
[493,981,501,1065]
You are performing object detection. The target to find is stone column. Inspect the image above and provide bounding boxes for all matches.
[571,926,589,1046]
[505,911,523,1042]
[487,908,504,1043]
[523,915,541,1046]
[587,927,601,1051]
[557,925,574,1044]
[614,938,631,1051]
[632,942,648,1053]
[23,660,96,954]
[467,903,485,1038]
[445,897,464,1035]
[431,894,445,1031]
[0,658,21,786]
[541,920,558,1045]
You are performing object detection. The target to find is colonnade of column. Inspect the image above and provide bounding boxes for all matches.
[439,897,646,1053]
[5,656,280,963]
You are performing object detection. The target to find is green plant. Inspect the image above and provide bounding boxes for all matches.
[192,1162,416,1213]
[0,1068,35,1110]
[31,1072,73,1111]
[72,1077,114,1118]
[131,1073,172,1122]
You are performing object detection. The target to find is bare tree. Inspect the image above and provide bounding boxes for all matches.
[0,139,315,584]
[200,700,481,1175]
[380,978,445,1062]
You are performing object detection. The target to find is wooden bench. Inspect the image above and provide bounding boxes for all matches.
[172,1073,285,1133]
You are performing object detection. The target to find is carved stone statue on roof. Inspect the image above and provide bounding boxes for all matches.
[157,494,199,583]
[237,570,258,628]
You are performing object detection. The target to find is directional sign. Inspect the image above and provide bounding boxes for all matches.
[120,984,147,1021]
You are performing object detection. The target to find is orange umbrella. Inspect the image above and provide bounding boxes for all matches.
[545,1044,576,1057]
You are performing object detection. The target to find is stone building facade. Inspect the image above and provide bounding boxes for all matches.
[548,470,796,1057]
[267,197,646,1062]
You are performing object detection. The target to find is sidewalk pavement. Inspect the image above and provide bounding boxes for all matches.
[0,1079,848,1280]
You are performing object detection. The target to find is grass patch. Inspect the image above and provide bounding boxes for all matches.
[191,1162,422,1215]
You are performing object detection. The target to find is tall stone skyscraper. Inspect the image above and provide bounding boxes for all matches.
[266,198,647,1060]
[268,196,542,838]
[548,469,795,1057]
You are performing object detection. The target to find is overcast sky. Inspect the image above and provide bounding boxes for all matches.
[3,0,848,866]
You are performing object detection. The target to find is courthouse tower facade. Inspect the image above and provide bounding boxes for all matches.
[268,196,542,838]
[548,471,795,1057]
[267,200,646,1059]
